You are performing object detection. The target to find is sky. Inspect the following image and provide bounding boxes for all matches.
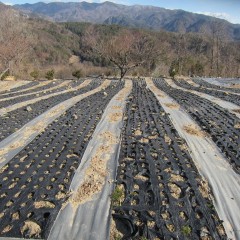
[3,0,240,24]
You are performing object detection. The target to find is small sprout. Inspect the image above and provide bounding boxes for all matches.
[111,185,124,206]
[181,225,192,236]
[207,203,215,210]
[113,235,122,240]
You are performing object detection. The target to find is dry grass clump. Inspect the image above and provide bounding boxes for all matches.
[109,112,123,122]
[98,131,118,144]
[111,106,122,110]
[233,109,240,114]
[164,103,179,109]
[134,129,142,136]
[164,135,172,145]
[198,180,210,199]
[234,123,240,129]
[139,138,149,143]
[216,224,225,236]
[1,225,13,234]
[231,84,240,89]
[70,131,118,206]
[170,174,184,182]
[183,124,205,137]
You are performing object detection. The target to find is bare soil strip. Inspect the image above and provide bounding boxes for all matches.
[47,80,132,240]
[147,78,240,240]
[0,80,109,168]
[0,80,91,115]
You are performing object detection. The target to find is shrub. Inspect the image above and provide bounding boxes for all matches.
[105,70,112,77]
[0,70,9,80]
[72,69,83,79]
[45,69,55,80]
[30,70,39,80]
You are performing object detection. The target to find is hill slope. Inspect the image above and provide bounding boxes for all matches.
[15,1,240,41]
[0,3,80,78]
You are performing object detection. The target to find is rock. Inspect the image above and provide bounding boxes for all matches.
[200,227,209,237]
[26,106,32,112]
[103,92,108,96]
[73,114,78,120]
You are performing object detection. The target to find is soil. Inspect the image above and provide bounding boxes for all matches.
[34,201,55,209]
[110,217,123,240]
[20,220,41,238]
[168,183,182,199]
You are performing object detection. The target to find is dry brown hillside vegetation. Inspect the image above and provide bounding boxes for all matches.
[0,3,240,79]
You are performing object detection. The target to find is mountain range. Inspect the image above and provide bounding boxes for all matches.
[14,1,240,41]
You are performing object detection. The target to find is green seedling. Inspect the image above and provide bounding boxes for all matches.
[181,225,191,236]
[111,185,124,206]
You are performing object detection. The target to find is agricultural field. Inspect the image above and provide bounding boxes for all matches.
[0,77,239,240]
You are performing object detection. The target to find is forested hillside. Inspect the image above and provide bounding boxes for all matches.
[0,3,240,79]
[65,22,240,78]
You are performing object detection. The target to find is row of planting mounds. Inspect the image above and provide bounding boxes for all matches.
[173,79,240,106]
[154,78,240,174]
[193,78,240,94]
[0,80,78,108]
[0,80,101,141]
[0,80,68,99]
[0,80,123,239]
[111,80,226,240]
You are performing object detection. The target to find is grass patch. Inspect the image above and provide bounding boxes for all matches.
[111,185,124,206]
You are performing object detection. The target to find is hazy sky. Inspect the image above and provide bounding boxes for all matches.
[3,0,240,24]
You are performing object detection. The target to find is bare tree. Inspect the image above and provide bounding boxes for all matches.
[82,26,157,79]
[209,20,226,77]
[0,7,31,77]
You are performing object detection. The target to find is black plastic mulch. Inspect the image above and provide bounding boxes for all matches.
[0,81,123,239]
[0,80,101,141]
[173,79,240,106]
[112,80,226,240]
[153,78,240,174]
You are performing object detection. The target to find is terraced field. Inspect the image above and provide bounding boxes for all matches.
[0,78,239,240]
